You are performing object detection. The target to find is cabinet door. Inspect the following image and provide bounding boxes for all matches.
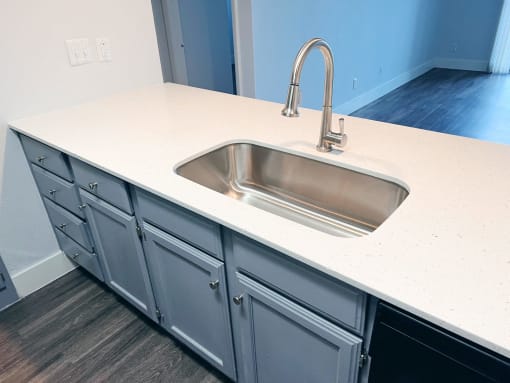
[231,273,363,383]
[143,223,236,380]
[80,190,156,320]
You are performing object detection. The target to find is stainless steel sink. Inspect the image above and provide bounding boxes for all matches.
[176,143,408,237]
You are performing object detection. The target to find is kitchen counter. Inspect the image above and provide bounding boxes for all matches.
[10,83,510,358]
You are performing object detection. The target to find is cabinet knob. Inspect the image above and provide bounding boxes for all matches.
[209,280,220,290]
[36,155,46,164]
[79,204,87,210]
[59,223,67,231]
[88,182,98,191]
[49,189,57,197]
[72,252,80,259]
[233,295,244,305]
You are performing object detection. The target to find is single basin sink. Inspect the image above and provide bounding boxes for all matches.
[176,143,408,237]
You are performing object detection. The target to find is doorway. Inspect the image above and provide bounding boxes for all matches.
[152,0,236,94]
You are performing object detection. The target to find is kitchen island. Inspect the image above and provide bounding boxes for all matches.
[10,83,510,367]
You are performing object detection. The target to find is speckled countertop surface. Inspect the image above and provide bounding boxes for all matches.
[10,83,510,358]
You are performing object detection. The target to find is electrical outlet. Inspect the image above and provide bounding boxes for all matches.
[96,37,112,62]
[353,77,358,90]
[450,42,458,54]
[66,38,92,66]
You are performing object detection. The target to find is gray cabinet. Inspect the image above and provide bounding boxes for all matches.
[70,157,133,214]
[44,197,94,252]
[142,223,236,380]
[134,188,223,259]
[80,190,156,320]
[225,231,368,383]
[32,164,85,218]
[0,255,18,311]
[230,233,367,336]
[20,134,372,382]
[231,273,363,383]
[54,230,104,282]
[19,134,104,281]
[19,134,73,181]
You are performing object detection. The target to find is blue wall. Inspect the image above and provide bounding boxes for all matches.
[436,0,503,61]
[249,0,502,111]
[178,0,234,93]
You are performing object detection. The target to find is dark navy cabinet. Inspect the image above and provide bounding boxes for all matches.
[80,190,156,320]
[142,223,236,379]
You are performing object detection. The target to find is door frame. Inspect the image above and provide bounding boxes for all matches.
[151,0,255,95]
[231,0,255,97]
[151,0,188,84]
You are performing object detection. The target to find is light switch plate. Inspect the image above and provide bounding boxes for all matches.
[96,37,112,62]
[66,38,93,66]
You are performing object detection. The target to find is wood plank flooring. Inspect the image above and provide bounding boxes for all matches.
[0,270,230,383]
[351,68,510,145]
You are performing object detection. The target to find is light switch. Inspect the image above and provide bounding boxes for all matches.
[66,38,93,66]
[96,37,112,62]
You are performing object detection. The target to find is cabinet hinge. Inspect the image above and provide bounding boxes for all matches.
[155,306,164,323]
[359,351,368,368]
[136,225,146,241]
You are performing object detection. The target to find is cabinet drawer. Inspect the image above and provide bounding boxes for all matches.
[19,135,72,181]
[44,197,94,251]
[32,164,84,218]
[69,158,133,214]
[230,233,367,335]
[54,229,104,281]
[134,188,223,260]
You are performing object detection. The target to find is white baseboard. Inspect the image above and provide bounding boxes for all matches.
[434,58,489,72]
[334,60,435,115]
[12,251,76,298]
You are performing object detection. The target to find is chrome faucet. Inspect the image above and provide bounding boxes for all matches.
[282,38,347,152]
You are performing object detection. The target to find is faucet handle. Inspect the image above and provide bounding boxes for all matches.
[324,118,348,149]
[338,117,345,135]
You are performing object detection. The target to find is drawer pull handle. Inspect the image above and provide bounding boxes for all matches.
[59,223,67,231]
[209,280,220,290]
[72,252,80,259]
[233,295,244,305]
[78,204,87,210]
[49,189,57,197]
[36,155,47,164]
[88,182,98,191]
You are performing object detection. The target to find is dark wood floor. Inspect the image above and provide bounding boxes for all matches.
[0,270,229,383]
[352,68,510,145]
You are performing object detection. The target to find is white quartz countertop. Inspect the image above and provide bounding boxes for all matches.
[10,83,510,358]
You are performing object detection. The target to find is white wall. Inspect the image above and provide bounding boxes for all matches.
[0,0,162,294]
[436,0,503,70]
